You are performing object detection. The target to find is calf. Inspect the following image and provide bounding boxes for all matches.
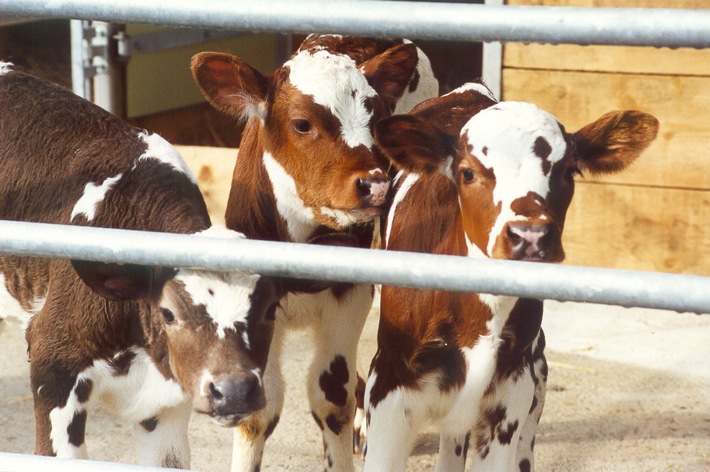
[364,83,659,471]
[0,64,322,468]
[191,35,438,471]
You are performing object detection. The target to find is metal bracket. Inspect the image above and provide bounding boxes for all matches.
[70,20,124,114]
[79,20,111,80]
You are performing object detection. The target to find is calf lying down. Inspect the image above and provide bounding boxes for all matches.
[0,63,328,468]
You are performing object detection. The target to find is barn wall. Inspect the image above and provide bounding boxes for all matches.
[505,0,710,275]
[126,29,278,118]
[178,146,237,227]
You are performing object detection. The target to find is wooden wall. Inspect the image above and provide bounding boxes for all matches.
[504,0,710,275]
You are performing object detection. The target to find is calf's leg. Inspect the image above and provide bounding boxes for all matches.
[308,285,371,472]
[435,434,469,472]
[134,400,192,468]
[362,371,420,472]
[515,333,547,472]
[30,366,89,459]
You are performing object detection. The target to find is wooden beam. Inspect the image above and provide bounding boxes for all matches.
[563,182,710,276]
[502,68,710,190]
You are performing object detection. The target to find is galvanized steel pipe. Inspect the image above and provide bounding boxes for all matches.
[0,0,709,48]
[0,220,707,314]
[0,452,179,472]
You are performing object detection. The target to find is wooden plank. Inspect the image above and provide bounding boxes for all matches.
[177,145,237,227]
[504,44,710,77]
[502,68,710,190]
[562,182,710,276]
[505,1,710,76]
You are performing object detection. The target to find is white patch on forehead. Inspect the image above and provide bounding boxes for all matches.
[176,228,260,338]
[0,62,13,75]
[262,151,316,242]
[287,50,376,149]
[71,173,123,222]
[137,132,198,184]
[461,102,567,255]
[176,269,259,339]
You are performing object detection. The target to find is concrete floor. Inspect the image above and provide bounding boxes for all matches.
[1,300,709,471]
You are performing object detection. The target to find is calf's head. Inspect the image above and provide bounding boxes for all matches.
[71,227,332,426]
[191,44,418,232]
[376,84,659,262]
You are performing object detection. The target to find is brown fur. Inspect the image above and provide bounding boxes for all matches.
[0,68,279,462]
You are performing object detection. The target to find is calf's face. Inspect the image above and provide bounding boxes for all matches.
[156,267,277,426]
[376,85,659,262]
[71,229,283,427]
[191,44,418,231]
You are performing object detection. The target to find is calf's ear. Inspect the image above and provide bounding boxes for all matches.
[191,52,270,121]
[375,114,453,175]
[71,260,172,301]
[361,43,418,113]
[573,110,659,175]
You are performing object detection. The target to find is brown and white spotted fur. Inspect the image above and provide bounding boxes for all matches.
[191,35,438,472]
[0,64,327,468]
[363,83,659,471]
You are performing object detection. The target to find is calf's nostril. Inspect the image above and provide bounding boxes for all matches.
[356,178,371,197]
[209,382,224,401]
[507,225,522,242]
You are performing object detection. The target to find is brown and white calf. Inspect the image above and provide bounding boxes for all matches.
[363,83,659,471]
[0,64,325,468]
[191,35,437,471]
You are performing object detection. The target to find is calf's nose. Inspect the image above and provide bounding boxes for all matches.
[507,223,554,261]
[356,177,390,207]
[208,375,264,416]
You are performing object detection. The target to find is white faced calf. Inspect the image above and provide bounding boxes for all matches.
[191,35,438,472]
[364,83,659,471]
[0,64,320,468]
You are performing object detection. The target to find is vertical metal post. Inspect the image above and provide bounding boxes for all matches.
[93,22,126,116]
[275,33,293,67]
[69,20,125,116]
[482,0,503,100]
[70,19,90,99]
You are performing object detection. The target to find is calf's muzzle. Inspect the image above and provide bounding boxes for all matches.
[207,374,265,425]
[506,222,560,262]
[356,176,390,207]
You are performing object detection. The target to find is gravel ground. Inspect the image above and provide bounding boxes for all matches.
[1,300,709,471]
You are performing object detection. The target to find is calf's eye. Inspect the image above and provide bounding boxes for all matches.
[462,168,475,183]
[161,308,176,324]
[292,119,312,134]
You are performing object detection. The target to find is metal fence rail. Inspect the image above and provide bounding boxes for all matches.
[0,452,181,472]
[1,0,710,48]
[0,220,707,314]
